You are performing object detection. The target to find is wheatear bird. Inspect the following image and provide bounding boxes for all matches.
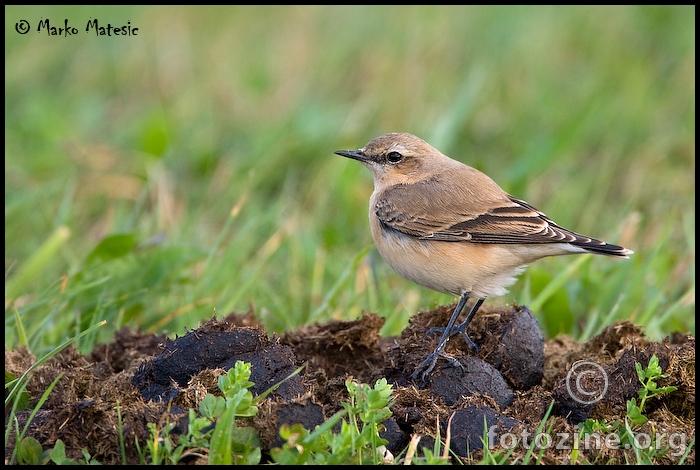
[335,132,633,382]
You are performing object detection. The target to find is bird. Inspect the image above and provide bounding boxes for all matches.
[334,132,633,382]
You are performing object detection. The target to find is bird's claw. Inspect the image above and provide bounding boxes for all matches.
[410,350,466,383]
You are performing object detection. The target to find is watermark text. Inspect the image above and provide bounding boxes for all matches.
[15,18,138,37]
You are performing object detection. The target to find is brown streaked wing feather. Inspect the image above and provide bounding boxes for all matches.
[375,187,585,245]
[374,179,503,239]
[443,196,582,244]
[450,196,630,256]
[375,182,630,256]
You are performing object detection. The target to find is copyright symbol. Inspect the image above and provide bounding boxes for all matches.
[15,20,30,34]
[565,360,608,405]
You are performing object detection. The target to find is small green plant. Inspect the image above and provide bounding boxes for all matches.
[579,354,680,464]
[627,354,677,425]
[15,437,101,465]
[7,374,63,465]
[270,377,393,465]
[141,360,261,465]
[50,439,101,465]
[208,361,260,464]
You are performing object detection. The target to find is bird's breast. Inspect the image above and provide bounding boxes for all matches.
[368,212,525,297]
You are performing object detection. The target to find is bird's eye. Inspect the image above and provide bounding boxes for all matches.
[387,151,403,163]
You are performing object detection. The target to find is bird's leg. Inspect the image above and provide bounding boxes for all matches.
[411,291,470,382]
[425,298,484,353]
[451,298,484,352]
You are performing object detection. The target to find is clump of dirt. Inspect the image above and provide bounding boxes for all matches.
[5,303,695,465]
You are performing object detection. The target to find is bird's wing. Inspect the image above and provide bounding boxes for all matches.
[375,182,583,245]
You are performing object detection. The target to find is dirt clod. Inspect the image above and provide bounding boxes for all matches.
[443,404,520,455]
[132,319,304,402]
[426,356,515,408]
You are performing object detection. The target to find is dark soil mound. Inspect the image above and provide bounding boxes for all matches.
[5,303,695,464]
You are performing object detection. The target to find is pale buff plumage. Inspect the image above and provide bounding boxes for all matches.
[335,132,632,381]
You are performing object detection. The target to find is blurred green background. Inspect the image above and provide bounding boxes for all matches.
[5,6,695,355]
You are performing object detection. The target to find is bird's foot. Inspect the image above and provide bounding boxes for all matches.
[410,350,465,383]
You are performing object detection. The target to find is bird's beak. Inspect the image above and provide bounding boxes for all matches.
[334,149,369,162]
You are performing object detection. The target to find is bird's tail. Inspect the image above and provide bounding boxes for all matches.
[572,238,633,258]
